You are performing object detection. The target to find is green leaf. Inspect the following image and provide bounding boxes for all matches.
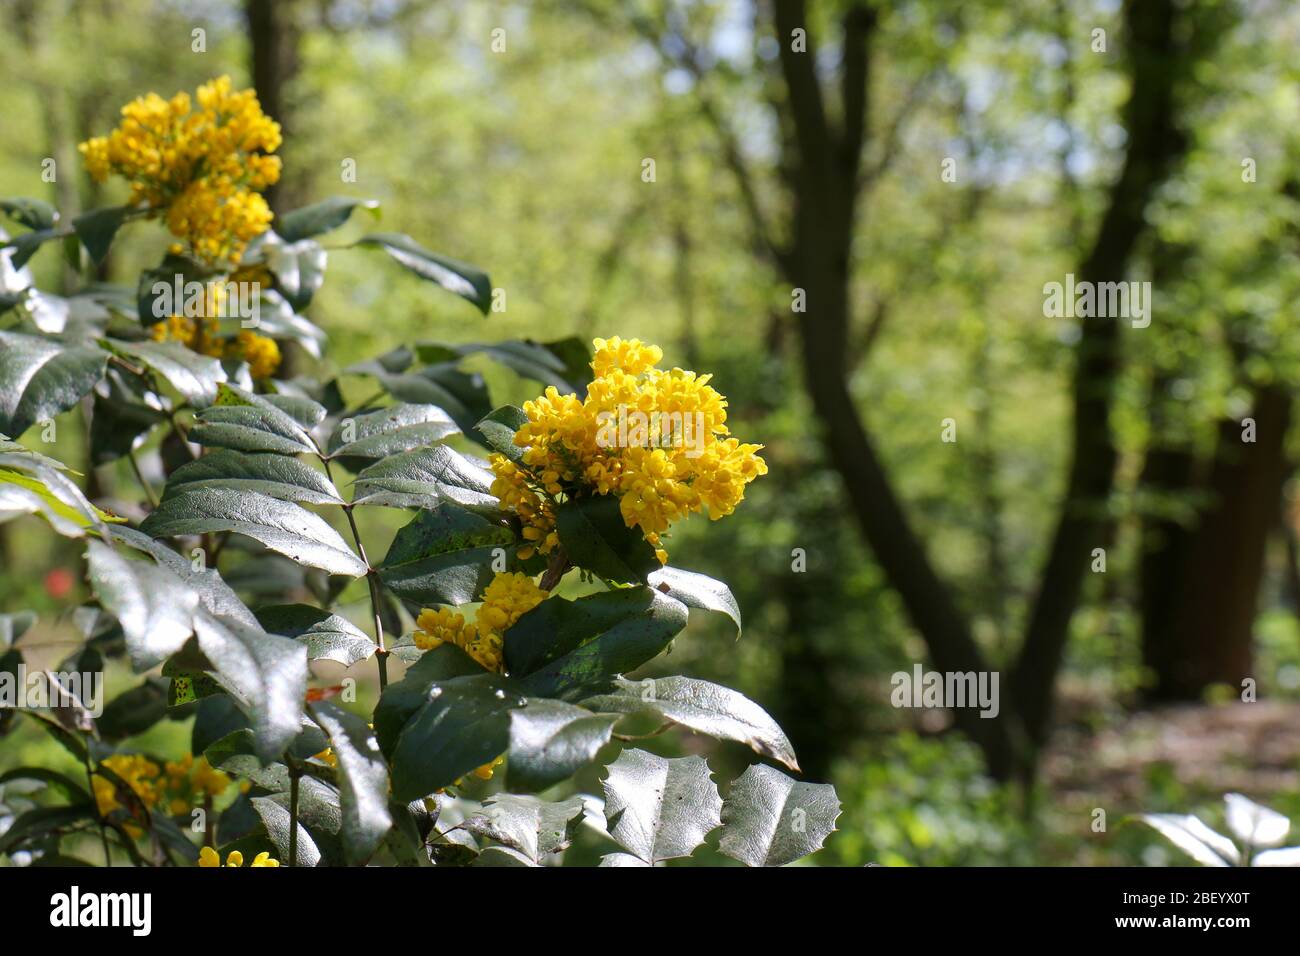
[463,794,586,863]
[387,673,526,801]
[357,364,492,439]
[601,749,722,864]
[137,252,214,325]
[140,488,367,577]
[163,450,343,506]
[188,404,317,455]
[556,495,660,584]
[97,678,172,740]
[107,525,259,627]
[0,803,97,856]
[377,504,514,606]
[90,391,167,466]
[648,566,742,635]
[0,198,58,231]
[0,611,36,651]
[249,794,322,867]
[277,198,379,243]
[0,331,107,438]
[372,644,484,757]
[506,699,617,792]
[0,767,89,803]
[105,338,227,407]
[193,612,308,761]
[440,338,591,395]
[718,765,841,867]
[325,403,458,460]
[474,405,528,463]
[5,229,59,269]
[309,701,391,864]
[0,449,117,536]
[86,541,198,671]
[352,444,497,510]
[504,588,688,698]
[354,232,491,314]
[72,206,131,264]
[255,604,376,667]
[580,676,798,772]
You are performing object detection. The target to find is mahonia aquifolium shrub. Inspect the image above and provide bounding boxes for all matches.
[0,78,841,867]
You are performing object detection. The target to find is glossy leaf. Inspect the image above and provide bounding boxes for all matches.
[601,749,722,864]
[580,675,798,772]
[352,444,497,510]
[377,504,514,605]
[0,331,107,438]
[163,450,342,505]
[355,232,491,314]
[255,604,376,667]
[718,764,841,867]
[556,495,659,584]
[140,488,367,577]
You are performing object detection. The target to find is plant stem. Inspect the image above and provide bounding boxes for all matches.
[288,760,300,868]
[539,549,572,591]
[127,449,158,508]
[323,456,389,690]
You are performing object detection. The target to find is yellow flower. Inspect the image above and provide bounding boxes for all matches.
[78,76,281,265]
[198,847,279,867]
[490,338,766,565]
[414,572,549,674]
[93,754,162,836]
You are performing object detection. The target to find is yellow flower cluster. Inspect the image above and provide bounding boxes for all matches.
[198,847,280,867]
[490,337,767,564]
[414,572,549,673]
[160,754,235,816]
[92,754,162,833]
[94,753,236,830]
[79,76,281,264]
[150,313,282,379]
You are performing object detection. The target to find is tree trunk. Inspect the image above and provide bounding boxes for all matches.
[1144,388,1292,698]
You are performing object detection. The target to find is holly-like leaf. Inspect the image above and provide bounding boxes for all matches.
[354,232,491,314]
[504,587,688,698]
[442,338,591,395]
[188,402,317,455]
[377,503,514,606]
[72,206,130,265]
[556,495,659,584]
[276,197,379,243]
[0,449,118,537]
[352,444,497,511]
[359,363,492,439]
[506,698,617,792]
[140,488,367,577]
[474,405,528,463]
[163,450,343,506]
[192,612,308,761]
[463,794,586,864]
[718,764,841,867]
[309,701,391,865]
[581,676,797,772]
[0,198,58,232]
[0,331,107,438]
[86,541,198,671]
[601,749,722,864]
[386,672,526,802]
[0,611,36,651]
[648,566,742,635]
[325,403,458,461]
[105,338,227,407]
[108,525,259,627]
[255,604,376,667]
